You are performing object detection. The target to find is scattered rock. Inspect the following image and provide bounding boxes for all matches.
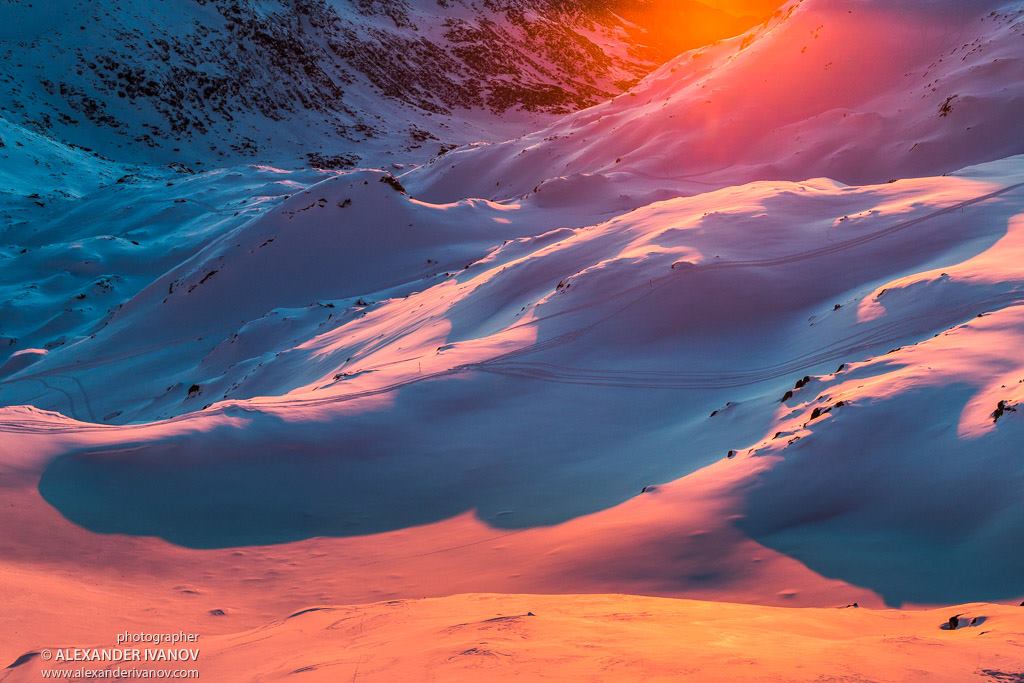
[380,174,407,194]
[939,95,958,117]
[306,152,358,170]
[993,400,1017,423]
[6,652,39,669]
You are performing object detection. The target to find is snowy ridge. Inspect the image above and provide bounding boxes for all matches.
[4,155,1023,602]
[409,0,1024,202]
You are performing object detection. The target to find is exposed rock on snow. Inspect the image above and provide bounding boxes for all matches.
[0,0,732,167]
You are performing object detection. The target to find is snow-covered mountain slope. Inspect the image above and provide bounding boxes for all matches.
[409,0,1024,202]
[0,117,123,201]
[0,1,790,365]
[4,157,1022,593]
[0,0,771,168]
[0,116,336,375]
[3,0,1024,668]
[6,153,1022,424]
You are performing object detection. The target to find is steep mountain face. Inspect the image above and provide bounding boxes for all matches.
[410,0,1024,202]
[0,0,672,168]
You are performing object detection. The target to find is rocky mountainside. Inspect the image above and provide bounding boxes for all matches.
[0,0,720,168]
[410,0,1024,202]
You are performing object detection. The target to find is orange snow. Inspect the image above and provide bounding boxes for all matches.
[7,594,1024,682]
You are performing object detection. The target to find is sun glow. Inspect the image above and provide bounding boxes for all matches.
[618,0,783,59]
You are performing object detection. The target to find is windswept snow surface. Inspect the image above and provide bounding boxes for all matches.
[6,153,1024,599]
[0,117,339,379]
[2,0,1024,671]
[7,594,1024,682]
